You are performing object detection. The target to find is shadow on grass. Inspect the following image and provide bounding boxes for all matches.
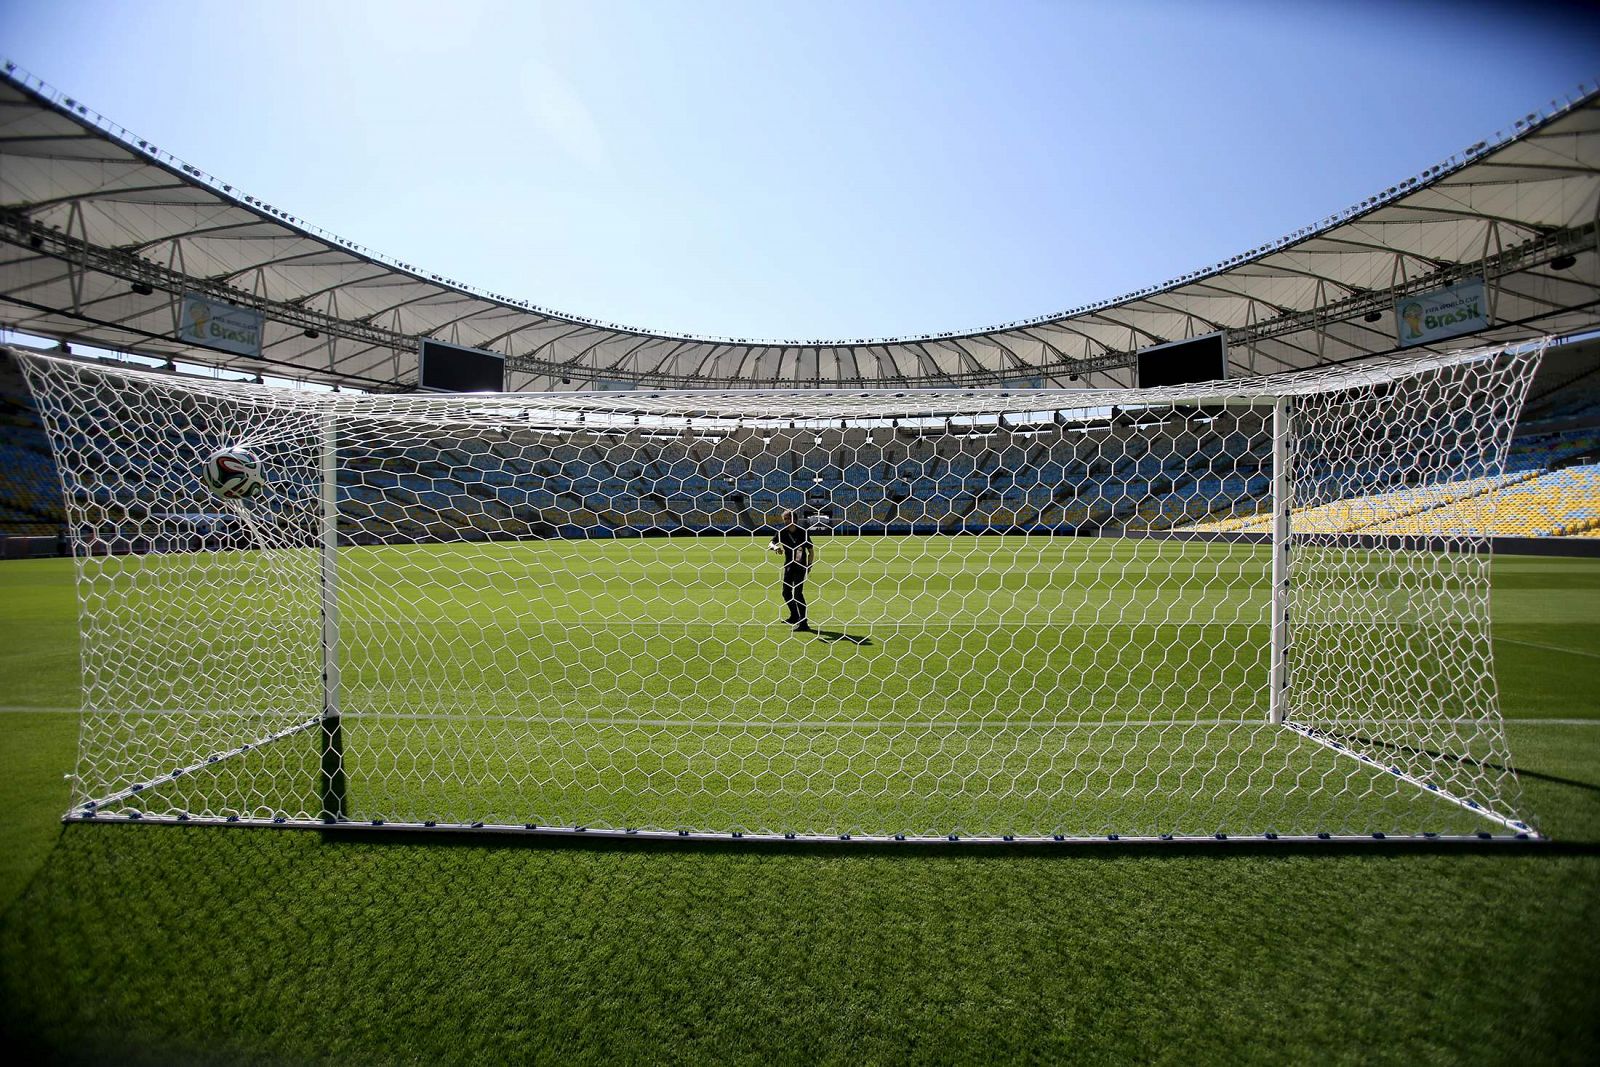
[1320,729,1600,795]
[814,629,873,646]
[4,816,1598,1063]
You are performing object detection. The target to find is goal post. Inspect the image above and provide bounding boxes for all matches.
[14,342,1545,842]
[319,416,346,823]
[1269,394,1292,728]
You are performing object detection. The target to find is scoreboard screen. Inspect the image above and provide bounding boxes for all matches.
[1135,332,1228,389]
[418,339,505,392]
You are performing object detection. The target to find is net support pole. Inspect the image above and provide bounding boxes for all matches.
[1268,395,1291,725]
[318,416,347,821]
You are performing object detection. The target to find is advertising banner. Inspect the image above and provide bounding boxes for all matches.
[1395,279,1487,348]
[177,293,264,357]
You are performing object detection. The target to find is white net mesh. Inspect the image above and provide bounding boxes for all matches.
[17,343,1543,841]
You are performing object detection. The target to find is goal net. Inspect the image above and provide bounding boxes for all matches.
[17,343,1543,842]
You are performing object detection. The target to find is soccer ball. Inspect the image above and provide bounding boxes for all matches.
[202,447,266,500]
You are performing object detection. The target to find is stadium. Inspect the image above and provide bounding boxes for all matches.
[2,40,1599,1065]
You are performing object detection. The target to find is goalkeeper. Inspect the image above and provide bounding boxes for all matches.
[767,509,814,633]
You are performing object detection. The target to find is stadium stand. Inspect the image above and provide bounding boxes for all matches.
[0,348,64,543]
[3,346,1598,551]
[1359,463,1600,538]
[1519,358,1600,425]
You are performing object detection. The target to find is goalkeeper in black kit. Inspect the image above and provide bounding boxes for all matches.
[767,509,814,633]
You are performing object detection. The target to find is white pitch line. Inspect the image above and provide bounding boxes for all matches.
[3,704,1598,726]
[1496,637,1600,661]
[334,714,1254,729]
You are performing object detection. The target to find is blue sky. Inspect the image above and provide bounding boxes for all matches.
[2,0,1597,341]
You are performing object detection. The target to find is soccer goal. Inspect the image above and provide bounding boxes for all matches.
[16,342,1545,842]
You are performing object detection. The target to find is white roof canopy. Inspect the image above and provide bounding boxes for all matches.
[1,61,1596,392]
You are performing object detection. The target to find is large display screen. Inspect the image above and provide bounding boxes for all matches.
[418,339,505,392]
[1135,332,1228,389]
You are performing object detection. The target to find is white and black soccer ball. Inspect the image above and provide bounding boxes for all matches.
[202,447,266,500]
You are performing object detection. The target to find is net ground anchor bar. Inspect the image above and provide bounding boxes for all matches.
[1282,721,1541,839]
[60,811,1544,845]
[65,714,324,820]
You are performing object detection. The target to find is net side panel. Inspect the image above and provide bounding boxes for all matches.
[21,356,326,819]
[1284,350,1541,832]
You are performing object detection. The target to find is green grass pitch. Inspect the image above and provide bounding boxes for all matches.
[2,543,1598,1062]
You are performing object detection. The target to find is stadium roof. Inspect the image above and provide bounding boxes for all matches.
[1,61,1597,392]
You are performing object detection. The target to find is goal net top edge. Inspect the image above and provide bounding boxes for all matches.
[7,340,1546,429]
